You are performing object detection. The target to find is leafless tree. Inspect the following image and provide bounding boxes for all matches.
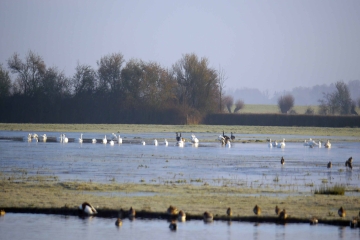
[318,81,352,115]
[7,51,46,96]
[234,99,245,113]
[0,64,12,98]
[223,95,233,113]
[278,94,295,113]
[217,66,227,112]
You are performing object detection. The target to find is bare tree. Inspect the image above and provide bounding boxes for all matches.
[217,66,227,112]
[234,99,245,113]
[97,53,124,94]
[278,94,295,113]
[72,64,98,96]
[0,64,12,98]
[7,51,46,96]
[223,95,233,113]
[318,81,352,115]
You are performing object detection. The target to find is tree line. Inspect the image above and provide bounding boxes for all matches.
[0,51,235,124]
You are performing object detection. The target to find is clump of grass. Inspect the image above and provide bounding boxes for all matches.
[314,184,345,195]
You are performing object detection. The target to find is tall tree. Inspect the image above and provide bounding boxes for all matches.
[97,53,124,94]
[7,51,46,96]
[172,53,219,115]
[217,66,227,112]
[318,81,352,115]
[0,64,12,98]
[72,64,98,96]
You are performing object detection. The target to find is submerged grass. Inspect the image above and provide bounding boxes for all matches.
[314,184,345,195]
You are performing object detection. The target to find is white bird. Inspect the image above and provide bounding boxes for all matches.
[103,135,107,144]
[191,134,199,143]
[154,139,158,146]
[63,134,69,143]
[141,140,146,145]
[272,140,278,147]
[325,140,331,148]
[225,140,231,148]
[277,138,285,148]
[27,133,32,142]
[79,133,83,143]
[218,135,225,145]
[112,133,117,140]
[79,202,97,215]
[164,139,168,146]
[92,138,97,143]
[39,134,47,142]
[58,134,63,143]
[117,135,123,144]
[110,140,114,145]
[268,139,273,148]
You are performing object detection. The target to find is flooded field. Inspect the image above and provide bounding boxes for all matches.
[0,131,359,191]
[1,213,359,240]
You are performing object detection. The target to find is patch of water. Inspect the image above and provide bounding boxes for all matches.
[0,131,359,192]
[0,213,358,240]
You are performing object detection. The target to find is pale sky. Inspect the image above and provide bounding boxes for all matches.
[1,0,359,95]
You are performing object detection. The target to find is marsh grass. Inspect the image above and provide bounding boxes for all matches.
[314,184,345,195]
[1,178,358,221]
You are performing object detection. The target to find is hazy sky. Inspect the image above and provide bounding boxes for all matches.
[1,0,359,95]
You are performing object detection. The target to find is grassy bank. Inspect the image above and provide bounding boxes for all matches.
[1,178,359,224]
[1,123,360,138]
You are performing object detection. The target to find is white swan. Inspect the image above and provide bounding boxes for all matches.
[103,135,107,144]
[325,140,331,148]
[27,133,32,142]
[110,139,114,145]
[218,135,225,145]
[268,139,273,148]
[92,138,97,143]
[39,134,47,142]
[225,139,231,148]
[141,140,146,145]
[63,134,69,143]
[277,138,285,148]
[58,134,63,143]
[112,133,117,140]
[154,139,158,146]
[79,133,83,143]
[117,135,122,144]
[164,139,168,146]
[191,134,199,143]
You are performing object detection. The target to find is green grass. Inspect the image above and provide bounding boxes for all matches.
[314,184,345,195]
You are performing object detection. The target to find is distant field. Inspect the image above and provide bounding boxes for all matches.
[236,104,317,114]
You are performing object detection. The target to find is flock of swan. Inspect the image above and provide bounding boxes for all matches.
[26,132,332,150]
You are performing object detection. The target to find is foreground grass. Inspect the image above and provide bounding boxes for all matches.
[1,123,360,138]
[1,179,359,222]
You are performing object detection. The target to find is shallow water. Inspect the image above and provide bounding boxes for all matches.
[0,131,359,192]
[0,213,359,240]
